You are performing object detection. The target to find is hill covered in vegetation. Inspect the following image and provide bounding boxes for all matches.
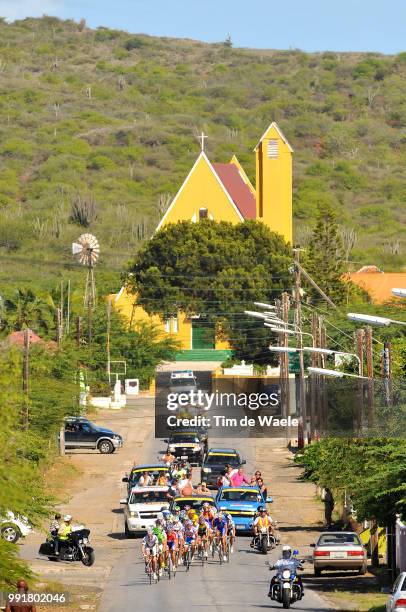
[0,16,405,292]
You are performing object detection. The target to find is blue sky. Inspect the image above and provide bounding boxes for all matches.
[1,0,405,54]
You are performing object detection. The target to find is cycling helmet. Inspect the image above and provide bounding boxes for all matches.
[162,510,171,518]
[63,514,72,522]
[282,545,292,559]
[157,512,163,519]
[173,505,180,512]
[202,502,210,509]
[146,527,153,535]
[257,506,264,513]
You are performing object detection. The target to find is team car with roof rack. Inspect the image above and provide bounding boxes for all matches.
[215,486,273,535]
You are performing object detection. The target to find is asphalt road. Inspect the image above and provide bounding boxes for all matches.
[100,432,334,611]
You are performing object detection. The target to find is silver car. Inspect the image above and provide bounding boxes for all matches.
[385,572,406,611]
[311,531,367,576]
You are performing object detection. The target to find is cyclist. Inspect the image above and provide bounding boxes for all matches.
[162,509,172,525]
[225,512,236,554]
[152,518,167,577]
[187,508,199,525]
[166,524,178,573]
[201,502,216,548]
[183,519,197,562]
[180,504,191,522]
[173,522,184,565]
[141,527,159,581]
[196,515,210,559]
[213,511,228,561]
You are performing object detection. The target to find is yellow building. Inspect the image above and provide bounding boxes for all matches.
[114,122,293,360]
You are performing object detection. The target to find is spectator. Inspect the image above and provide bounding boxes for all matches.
[6,580,37,612]
[322,487,335,528]
[250,470,262,485]
[138,471,152,486]
[230,466,250,487]
[179,472,194,496]
[256,477,268,500]
[166,478,180,501]
[196,482,210,494]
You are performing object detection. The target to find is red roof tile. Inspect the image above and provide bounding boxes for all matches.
[212,163,256,220]
[7,329,43,346]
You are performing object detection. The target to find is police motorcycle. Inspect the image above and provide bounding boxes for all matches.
[267,545,304,608]
[39,521,95,566]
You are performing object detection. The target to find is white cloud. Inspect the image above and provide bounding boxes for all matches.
[0,0,65,22]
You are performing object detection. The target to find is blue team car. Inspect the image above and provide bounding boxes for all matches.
[215,486,273,535]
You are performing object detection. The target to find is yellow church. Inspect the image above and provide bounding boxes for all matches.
[113,121,293,360]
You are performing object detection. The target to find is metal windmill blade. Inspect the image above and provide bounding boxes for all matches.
[72,233,100,268]
[72,234,100,341]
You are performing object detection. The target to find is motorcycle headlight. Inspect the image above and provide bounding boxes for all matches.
[282,569,291,579]
[82,537,88,544]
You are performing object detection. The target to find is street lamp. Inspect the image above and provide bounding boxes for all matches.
[268,346,298,353]
[303,347,362,376]
[244,310,269,319]
[347,312,406,327]
[265,317,297,326]
[254,302,277,310]
[265,325,314,343]
[308,367,368,380]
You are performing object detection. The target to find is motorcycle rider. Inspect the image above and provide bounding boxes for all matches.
[54,514,72,556]
[251,506,274,548]
[268,545,304,599]
[49,513,61,554]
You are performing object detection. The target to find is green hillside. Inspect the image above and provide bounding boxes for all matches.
[0,16,405,292]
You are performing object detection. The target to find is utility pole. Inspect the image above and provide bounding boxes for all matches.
[355,328,365,435]
[60,280,64,337]
[281,292,291,419]
[56,308,63,346]
[66,279,71,335]
[22,328,30,429]
[318,315,328,435]
[364,325,378,566]
[293,248,306,448]
[106,297,112,384]
[76,315,82,348]
[365,326,374,424]
[381,341,392,406]
[310,312,319,438]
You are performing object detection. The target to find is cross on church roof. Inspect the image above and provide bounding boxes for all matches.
[199,131,208,151]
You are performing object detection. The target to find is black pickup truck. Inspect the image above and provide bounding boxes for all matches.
[63,417,123,454]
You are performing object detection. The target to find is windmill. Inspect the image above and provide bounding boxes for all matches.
[72,233,100,343]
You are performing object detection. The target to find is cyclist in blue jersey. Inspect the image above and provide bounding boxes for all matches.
[213,511,228,561]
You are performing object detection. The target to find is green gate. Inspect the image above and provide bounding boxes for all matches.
[192,319,215,349]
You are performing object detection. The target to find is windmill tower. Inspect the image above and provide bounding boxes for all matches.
[72,233,100,343]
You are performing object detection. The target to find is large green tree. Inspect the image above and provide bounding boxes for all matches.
[304,205,349,304]
[126,220,292,362]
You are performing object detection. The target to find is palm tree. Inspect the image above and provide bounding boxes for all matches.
[2,288,55,337]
